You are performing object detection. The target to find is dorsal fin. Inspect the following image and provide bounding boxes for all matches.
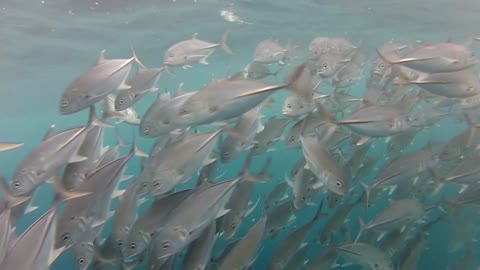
[96,50,107,65]
[173,83,185,97]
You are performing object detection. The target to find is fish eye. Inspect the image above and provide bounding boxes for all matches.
[335,180,342,187]
[266,140,272,145]
[61,100,69,107]
[230,224,236,230]
[468,86,474,91]
[143,127,150,134]
[161,241,170,249]
[12,181,21,189]
[179,107,190,116]
[327,44,332,49]
[169,53,174,58]
[62,233,70,242]
[153,182,160,187]
[379,63,384,68]
[117,240,123,246]
[136,115,140,119]
[374,263,379,268]
[288,136,295,142]
[287,104,292,108]
[162,119,170,125]
[129,243,136,250]
[142,182,148,188]
[322,63,328,68]
[299,105,304,109]
[223,152,230,157]
[118,99,124,105]
[253,145,259,149]
[78,258,84,265]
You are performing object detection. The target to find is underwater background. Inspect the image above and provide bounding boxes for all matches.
[2,0,480,269]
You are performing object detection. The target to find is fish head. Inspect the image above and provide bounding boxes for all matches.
[221,212,242,239]
[284,131,300,148]
[73,241,95,270]
[316,57,336,78]
[60,89,88,115]
[111,226,130,252]
[10,169,42,196]
[163,48,184,67]
[150,173,175,196]
[371,261,394,270]
[282,95,307,117]
[123,109,141,125]
[219,136,239,163]
[151,229,183,260]
[121,230,152,260]
[249,142,266,155]
[114,91,136,111]
[55,214,86,249]
[326,174,348,196]
[175,98,199,125]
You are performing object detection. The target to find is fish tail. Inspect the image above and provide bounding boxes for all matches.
[428,167,445,196]
[360,181,372,212]
[51,174,91,204]
[354,216,366,243]
[115,127,130,148]
[220,30,233,55]
[129,129,149,158]
[129,41,146,69]
[88,105,113,128]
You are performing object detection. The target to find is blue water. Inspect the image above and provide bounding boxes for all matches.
[2,0,480,269]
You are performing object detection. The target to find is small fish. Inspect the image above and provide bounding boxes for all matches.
[376,42,477,74]
[253,39,292,65]
[102,94,141,125]
[356,199,427,242]
[219,105,263,163]
[268,203,325,270]
[265,181,289,211]
[60,49,143,114]
[10,106,109,196]
[300,135,349,195]
[282,92,328,118]
[121,189,193,260]
[114,67,162,111]
[140,85,194,137]
[243,62,281,80]
[286,158,320,209]
[336,242,393,270]
[182,221,217,270]
[163,31,232,69]
[265,200,296,239]
[304,245,338,270]
[250,116,291,155]
[218,216,267,270]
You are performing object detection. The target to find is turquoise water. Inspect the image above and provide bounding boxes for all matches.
[2,0,480,269]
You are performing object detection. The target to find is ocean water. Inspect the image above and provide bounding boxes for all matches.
[2,0,480,269]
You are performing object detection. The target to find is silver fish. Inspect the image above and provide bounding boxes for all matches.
[182,221,217,270]
[243,62,280,80]
[300,135,348,195]
[268,203,324,270]
[145,128,223,196]
[163,31,232,69]
[337,242,393,270]
[114,67,162,111]
[60,50,142,114]
[253,39,292,65]
[221,155,270,239]
[140,86,194,137]
[264,181,289,212]
[218,216,267,270]
[377,42,477,74]
[356,199,426,242]
[265,200,296,239]
[102,94,141,125]
[219,105,263,163]
[10,107,108,196]
[304,246,338,270]
[151,177,238,260]
[62,125,104,190]
[121,189,193,260]
[250,116,291,155]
